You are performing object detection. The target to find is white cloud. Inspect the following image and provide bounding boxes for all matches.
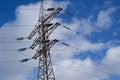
[101,46,120,75]
[95,7,117,29]
[54,46,120,80]
[3,75,26,80]
[54,58,109,80]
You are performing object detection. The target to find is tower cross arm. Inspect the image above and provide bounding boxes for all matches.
[44,7,63,23]
[27,24,41,39]
[32,39,59,60]
[47,39,59,49]
[32,49,42,59]
[46,22,61,37]
[29,36,41,49]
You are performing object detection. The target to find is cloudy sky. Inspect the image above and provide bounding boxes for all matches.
[0,0,120,80]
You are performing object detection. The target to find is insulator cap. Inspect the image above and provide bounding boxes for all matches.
[45,23,53,27]
[63,26,71,30]
[27,37,31,39]
[20,58,30,62]
[55,22,61,25]
[18,48,27,51]
[54,39,59,42]
[58,7,63,11]
[62,43,70,46]
[47,8,55,11]
[16,37,25,40]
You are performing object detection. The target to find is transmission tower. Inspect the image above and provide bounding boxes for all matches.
[24,0,63,80]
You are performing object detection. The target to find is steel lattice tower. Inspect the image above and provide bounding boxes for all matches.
[26,0,62,80]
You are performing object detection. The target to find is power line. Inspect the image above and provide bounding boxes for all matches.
[0,38,117,79]
[0,37,17,39]
[0,44,119,73]
[21,53,114,76]
[0,58,109,80]
[62,10,119,39]
[54,64,109,80]
[51,53,116,75]
[0,8,40,10]
[0,32,65,40]
[1,50,119,73]
[0,46,112,79]
[0,39,120,65]
[0,49,18,51]
[1,23,118,41]
[0,59,109,80]
[63,10,90,24]
[20,61,110,80]
[2,25,36,27]
[0,60,20,63]
[0,41,32,43]
[21,57,112,77]
[0,37,119,64]
[0,49,66,52]
[59,41,120,65]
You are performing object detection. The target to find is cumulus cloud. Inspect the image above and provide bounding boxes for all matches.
[101,46,120,75]
[54,58,109,80]
[95,7,117,29]
[53,46,120,80]
[0,0,120,80]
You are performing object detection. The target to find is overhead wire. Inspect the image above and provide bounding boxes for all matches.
[0,8,40,10]
[0,60,20,63]
[62,10,119,40]
[0,41,32,43]
[2,38,117,79]
[0,35,120,65]
[1,44,120,73]
[0,58,109,80]
[1,24,118,42]
[0,48,68,52]
[52,54,113,75]
[0,45,118,74]
[0,60,111,80]
[52,53,120,72]
[1,8,119,40]
[58,40,120,64]
[0,38,120,65]
[0,7,119,38]
[54,64,109,80]
[0,49,18,52]
[0,52,116,78]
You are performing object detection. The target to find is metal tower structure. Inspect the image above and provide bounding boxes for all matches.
[26,0,62,80]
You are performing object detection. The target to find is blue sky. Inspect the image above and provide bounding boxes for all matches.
[0,0,38,26]
[0,0,120,80]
